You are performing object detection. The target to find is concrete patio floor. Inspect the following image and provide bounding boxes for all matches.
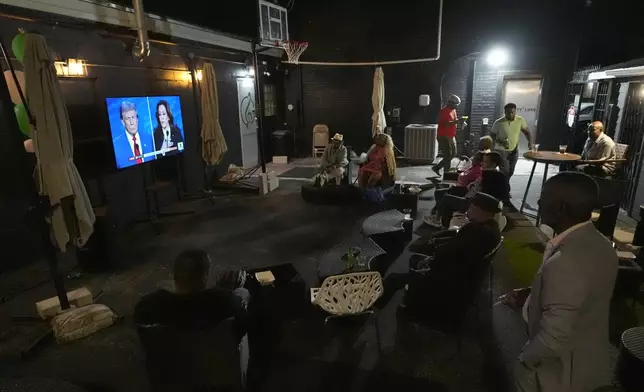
[0,156,635,391]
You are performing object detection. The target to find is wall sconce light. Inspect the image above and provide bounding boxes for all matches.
[54,58,88,77]
[195,69,203,81]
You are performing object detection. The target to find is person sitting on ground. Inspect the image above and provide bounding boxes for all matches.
[428,151,506,227]
[134,249,251,341]
[358,133,396,190]
[577,121,617,178]
[316,133,348,186]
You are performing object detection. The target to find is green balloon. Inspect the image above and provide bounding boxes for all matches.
[12,33,25,63]
[14,104,30,136]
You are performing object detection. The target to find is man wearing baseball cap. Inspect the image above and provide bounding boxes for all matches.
[433,94,467,177]
[403,192,502,314]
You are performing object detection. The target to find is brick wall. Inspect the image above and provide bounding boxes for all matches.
[470,66,502,141]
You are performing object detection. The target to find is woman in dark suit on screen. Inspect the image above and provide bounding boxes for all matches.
[153,100,184,156]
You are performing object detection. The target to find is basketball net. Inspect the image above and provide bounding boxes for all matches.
[280,41,308,65]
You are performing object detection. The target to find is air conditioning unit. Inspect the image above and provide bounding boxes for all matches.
[404,124,438,161]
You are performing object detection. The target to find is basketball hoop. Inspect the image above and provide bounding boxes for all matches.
[280,41,308,65]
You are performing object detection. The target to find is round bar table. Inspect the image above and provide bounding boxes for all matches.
[519,151,581,224]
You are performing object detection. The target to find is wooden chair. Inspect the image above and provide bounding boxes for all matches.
[136,318,249,391]
[312,124,330,158]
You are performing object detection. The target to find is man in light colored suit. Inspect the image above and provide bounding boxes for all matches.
[502,172,618,392]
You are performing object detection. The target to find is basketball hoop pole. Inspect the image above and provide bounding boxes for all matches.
[251,42,267,174]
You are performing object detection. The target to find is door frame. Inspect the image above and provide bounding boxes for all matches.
[236,77,259,168]
[499,74,544,151]
[500,75,544,125]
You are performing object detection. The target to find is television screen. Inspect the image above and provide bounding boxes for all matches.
[106,96,185,169]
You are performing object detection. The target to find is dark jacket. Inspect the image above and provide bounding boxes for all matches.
[153,125,184,154]
[480,170,509,201]
[431,218,501,277]
[134,288,249,338]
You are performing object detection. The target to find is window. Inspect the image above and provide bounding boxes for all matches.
[259,0,289,44]
[263,84,276,116]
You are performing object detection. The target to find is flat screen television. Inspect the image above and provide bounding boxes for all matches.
[106,96,185,169]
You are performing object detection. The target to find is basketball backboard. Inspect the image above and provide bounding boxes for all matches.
[258,0,289,47]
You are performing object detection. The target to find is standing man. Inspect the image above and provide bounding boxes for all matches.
[491,103,532,194]
[433,94,466,176]
[501,172,617,392]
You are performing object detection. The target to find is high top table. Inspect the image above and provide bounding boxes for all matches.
[519,151,581,224]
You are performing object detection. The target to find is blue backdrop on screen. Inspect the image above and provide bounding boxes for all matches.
[106,96,185,169]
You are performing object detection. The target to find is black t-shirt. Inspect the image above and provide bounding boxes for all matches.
[134,288,250,335]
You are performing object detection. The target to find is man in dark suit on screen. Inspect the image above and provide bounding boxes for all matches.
[112,101,155,169]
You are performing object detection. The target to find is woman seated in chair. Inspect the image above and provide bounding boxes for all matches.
[430,151,503,222]
[358,133,396,190]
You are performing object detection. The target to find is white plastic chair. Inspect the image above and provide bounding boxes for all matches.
[310,271,384,322]
[312,124,330,158]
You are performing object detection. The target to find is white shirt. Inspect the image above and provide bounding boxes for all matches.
[126,131,144,162]
[522,221,593,323]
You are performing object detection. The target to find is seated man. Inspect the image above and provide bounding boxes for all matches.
[428,151,506,227]
[577,121,617,178]
[400,193,502,314]
[412,192,502,271]
[317,133,349,185]
[358,133,396,190]
[134,249,250,341]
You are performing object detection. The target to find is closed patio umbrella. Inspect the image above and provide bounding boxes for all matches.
[200,62,228,166]
[23,33,95,251]
[371,67,386,136]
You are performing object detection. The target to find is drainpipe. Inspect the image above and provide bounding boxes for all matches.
[132,0,150,61]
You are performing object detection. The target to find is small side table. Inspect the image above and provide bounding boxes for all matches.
[388,189,419,218]
[618,327,644,392]
[520,151,581,224]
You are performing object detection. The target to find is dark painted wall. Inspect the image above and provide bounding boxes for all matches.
[468,50,578,150]
[284,0,588,157]
[0,15,252,231]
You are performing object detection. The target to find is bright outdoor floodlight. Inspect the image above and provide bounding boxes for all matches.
[486,48,509,67]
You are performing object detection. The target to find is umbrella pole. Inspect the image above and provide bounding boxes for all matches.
[0,39,69,310]
[252,43,267,174]
[37,198,70,310]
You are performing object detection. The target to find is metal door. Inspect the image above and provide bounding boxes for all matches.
[502,79,543,154]
[618,82,644,214]
[236,78,258,168]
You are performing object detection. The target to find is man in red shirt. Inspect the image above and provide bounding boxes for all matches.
[433,94,466,176]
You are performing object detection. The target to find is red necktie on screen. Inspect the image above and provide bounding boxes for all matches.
[132,135,143,164]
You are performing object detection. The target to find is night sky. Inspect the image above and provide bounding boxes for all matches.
[115,0,643,67]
